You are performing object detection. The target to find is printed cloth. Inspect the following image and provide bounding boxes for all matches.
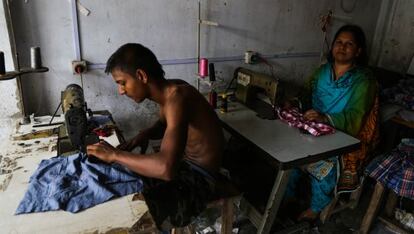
[305,157,337,181]
[277,107,335,136]
[366,139,414,200]
[141,160,216,231]
[16,153,142,214]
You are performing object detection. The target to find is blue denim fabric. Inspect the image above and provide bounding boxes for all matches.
[16,153,142,214]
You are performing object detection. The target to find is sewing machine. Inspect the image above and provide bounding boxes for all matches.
[58,84,99,155]
[234,68,278,106]
[234,68,279,119]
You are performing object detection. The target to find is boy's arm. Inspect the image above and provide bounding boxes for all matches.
[87,95,188,181]
[117,120,166,152]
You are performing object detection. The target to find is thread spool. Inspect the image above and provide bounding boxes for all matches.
[209,89,217,109]
[208,63,216,81]
[220,93,228,113]
[199,58,208,77]
[0,51,5,75]
[30,47,41,69]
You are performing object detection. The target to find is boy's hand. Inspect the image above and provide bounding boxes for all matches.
[87,140,118,163]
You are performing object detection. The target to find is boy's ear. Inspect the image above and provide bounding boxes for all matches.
[135,69,148,84]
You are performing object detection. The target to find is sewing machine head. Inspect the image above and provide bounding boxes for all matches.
[59,84,101,155]
[61,84,88,153]
[234,68,279,106]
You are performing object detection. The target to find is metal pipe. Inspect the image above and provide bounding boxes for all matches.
[71,0,81,61]
[197,0,201,71]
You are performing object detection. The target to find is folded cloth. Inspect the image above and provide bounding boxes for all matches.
[16,153,142,214]
[366,138,414,200]
[277,107,335,136]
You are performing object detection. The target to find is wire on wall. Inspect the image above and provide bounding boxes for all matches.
[319,10,333,64]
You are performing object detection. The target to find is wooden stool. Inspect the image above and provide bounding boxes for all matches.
[173,175,240,234]
[320,178,365,223]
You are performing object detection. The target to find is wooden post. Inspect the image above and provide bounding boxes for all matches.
[221,198,234,234]
[360,182,385,234]
[384,191,398,218]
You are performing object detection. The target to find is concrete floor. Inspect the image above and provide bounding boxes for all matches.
[231,178,405,234]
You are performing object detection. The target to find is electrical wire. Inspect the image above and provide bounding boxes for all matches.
[80,72,84,90]
[224,67,242,94]
[257,55,276,79]
[319,10,333,63]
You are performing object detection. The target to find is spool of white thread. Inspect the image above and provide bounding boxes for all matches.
[30,47,41,69]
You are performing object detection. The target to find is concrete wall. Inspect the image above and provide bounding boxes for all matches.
[376,0,414,73]
[0,0,21,119]
[8,0,382,138]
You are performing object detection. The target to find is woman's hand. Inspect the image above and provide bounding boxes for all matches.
[87,140,119,163]
[303,109,328,123]
[116,134,149,153]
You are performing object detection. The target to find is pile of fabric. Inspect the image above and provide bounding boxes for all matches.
[366,138,414,200]
[381,78,414,111]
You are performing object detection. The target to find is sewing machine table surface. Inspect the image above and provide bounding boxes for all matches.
[217,102,360,233]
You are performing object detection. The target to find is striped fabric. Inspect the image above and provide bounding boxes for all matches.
[277,107,335,136]
[366,139,414,200]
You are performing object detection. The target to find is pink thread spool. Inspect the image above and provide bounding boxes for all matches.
[199,58,208,78]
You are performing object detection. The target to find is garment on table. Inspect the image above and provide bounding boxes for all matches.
[366,139,414,200]
[142,159,216,231]
[277,107,335,136]
[16,153,142,214]
[285,162,337,213]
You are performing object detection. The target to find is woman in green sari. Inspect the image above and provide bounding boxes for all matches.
[285,24,378,220]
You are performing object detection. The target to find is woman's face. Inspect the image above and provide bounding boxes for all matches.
[332,31,361,64]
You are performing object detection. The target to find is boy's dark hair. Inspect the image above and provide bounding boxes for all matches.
[105,43,165,79]
[327,24,368,66]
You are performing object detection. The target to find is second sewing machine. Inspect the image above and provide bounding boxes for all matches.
[233,68,280,119]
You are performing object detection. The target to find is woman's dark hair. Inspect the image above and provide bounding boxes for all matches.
[105,43,165,79]
[327,24,368,66]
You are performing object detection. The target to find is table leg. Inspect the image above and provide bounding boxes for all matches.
[359,182,385,234]
[257,168,291,234]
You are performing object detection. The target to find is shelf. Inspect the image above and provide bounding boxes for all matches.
[0,67,49,81]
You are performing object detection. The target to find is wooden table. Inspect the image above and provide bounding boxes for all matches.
[217,102,360,234]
